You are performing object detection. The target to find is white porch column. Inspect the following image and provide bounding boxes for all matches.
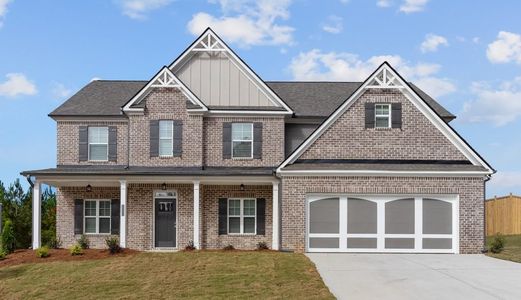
[32,180,41,249]
[119,180,127,248]
[193,181,200,249]
[272,181,280,250]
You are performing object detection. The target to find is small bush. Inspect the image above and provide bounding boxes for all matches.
[36,246,50,258]
[0,249,6,260]
[184,240,196,251]
[77,235,90,249]
[70,244,83,256]
[105,236,121,254]
[1,219,16,253]
[46,236,62,249]
[256,241,269,250]
[489,233,506,253]
[223,244,235,251]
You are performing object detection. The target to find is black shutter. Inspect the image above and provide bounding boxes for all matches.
[253,122,263,159]
[365,103,375,128]
[79,126,88,161]
[74,199,84,234]
[111,199,120,235]
[222,123,232,159]
[173,120,183,157]
[256,198,266,235]
[150,120,159,157]
[391,103,402,129]
[218,198,228,235]
[108,126,117,162]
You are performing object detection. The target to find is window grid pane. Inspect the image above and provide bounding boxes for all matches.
[232,123,253,141]
[159,139,173,156]
[229,200,240,216]
[232,141,252,158]
[375,117,390,128]
[88,127,108,144]
[243,200,255,216]
[85,201,96,216]
[159,121,173,138]
[99,201,111,217]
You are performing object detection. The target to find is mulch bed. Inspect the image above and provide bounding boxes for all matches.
[0,248,139,268]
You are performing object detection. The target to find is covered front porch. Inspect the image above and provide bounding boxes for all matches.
[30,174,280,251]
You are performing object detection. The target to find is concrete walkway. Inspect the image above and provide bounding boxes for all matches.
[307,253,521,300]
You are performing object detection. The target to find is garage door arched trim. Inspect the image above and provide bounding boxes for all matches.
[306,194,459,253]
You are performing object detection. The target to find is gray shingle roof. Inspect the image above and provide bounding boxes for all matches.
[49,80,455,120]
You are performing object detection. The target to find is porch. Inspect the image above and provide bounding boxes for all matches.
[30,175,280,251]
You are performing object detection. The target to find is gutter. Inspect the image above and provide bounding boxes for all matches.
[25,175,34,188]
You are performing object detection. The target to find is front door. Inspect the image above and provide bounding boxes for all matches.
[155,198,176,248]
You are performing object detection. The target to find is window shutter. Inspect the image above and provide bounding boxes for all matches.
[218,198,228,235]
[222,123,232,159]
[173,120,183,157]
[111,199,120,235]
[256,198,266,235]
[150,120,159,157]
[391,103,402,129]
[79,126,88,161]
[74,199,84,234]
[253,122,263,159]
[108,126,117,162]
[365,103,375,128]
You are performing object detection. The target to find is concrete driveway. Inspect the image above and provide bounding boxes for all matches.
[307,254,521,300]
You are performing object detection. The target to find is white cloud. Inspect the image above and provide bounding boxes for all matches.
[420,34,449,53]
[322,15,343,34]
[187,0,294,47]
[487,31,521,64]
[51,82,72,99]
[0,0,12,28]
[117,0,173,20]
[288,49,455,97]
[461,77,521,126]
[0,73,37,98]
[472,37,480,44]
[340,0,349,4]
[400,0,429,13]
[490,171,521,189]
[377,0,392,8]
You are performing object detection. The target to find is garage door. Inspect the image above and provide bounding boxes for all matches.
[307,195,459,253]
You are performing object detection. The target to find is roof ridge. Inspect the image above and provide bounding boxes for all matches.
[92,79,147,82]
[266,81,362,83]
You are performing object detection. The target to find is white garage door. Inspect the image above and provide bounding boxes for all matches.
[307,195,459,253]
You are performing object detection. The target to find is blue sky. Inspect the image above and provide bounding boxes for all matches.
[0,0,520,197]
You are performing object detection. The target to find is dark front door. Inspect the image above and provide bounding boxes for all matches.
[155,198,176,247]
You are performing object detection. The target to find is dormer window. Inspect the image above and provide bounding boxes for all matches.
[375,104,391,128]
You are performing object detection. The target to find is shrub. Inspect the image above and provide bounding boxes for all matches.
[223,244,235,251]
[489,233,506,254]
[256,241,269,250]
[1,219,16,253]
[105,236,121,254]
[77,235,90,249]
[36,246,50,258]
[0,248,6,260]
[70,244,83,256]
[184,240,196,251]
[47,236,62,249]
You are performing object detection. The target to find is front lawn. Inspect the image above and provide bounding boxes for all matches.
[0,251,333,299]
[486,234,521,263]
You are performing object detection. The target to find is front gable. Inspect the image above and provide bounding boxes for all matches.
[278,62,494,175]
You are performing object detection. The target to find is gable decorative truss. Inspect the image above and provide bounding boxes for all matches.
[276,62,495,176]
[169,28,294,115]
[122,66,208,113]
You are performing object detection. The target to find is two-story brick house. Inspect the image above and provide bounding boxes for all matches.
[22,28,494,254]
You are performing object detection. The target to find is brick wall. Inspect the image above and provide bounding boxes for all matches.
[201,185,272,249]
[280,175,485,254]
[57,120,128,166]
[300,89,468,161]
[128,88,203,167]
[203,116,285,167]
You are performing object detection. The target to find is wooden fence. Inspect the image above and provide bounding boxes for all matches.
[486,194,521,236]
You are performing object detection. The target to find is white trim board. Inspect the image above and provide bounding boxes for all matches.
[122,66,208,113]
[168,28,293,114]
[276,62,494,175]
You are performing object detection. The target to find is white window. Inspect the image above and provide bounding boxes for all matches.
[231,123,253,158]
[84,200,111,234]
[228,198,256,234]
[88,127,108,161]
[375,104,391,128]
[159,120,174,157]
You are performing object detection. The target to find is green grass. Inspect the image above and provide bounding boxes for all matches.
[486,234,521,263]
[0,251,334,299]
